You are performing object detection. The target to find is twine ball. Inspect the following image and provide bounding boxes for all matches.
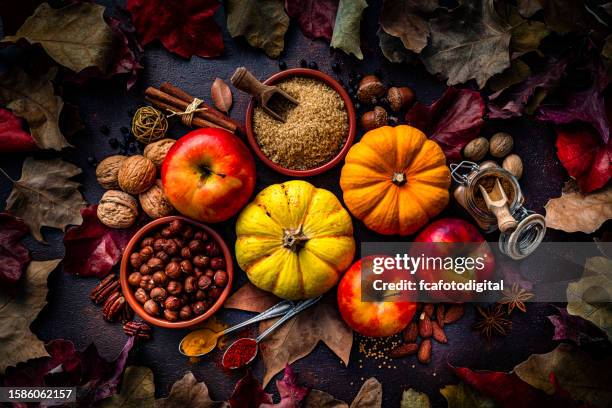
[131,106,168,144]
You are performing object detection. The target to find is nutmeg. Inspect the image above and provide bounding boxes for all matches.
[97,190,138,228]
[463,137,489,161]
[357,75,386,104]
[139,180,175,219]
[96,155,127,189]
[502,154,523,179]
[387,87,415,112]
[360,106,388,131]
[118,155,156,194]
[489,132,514,158]
[143,138,176,169]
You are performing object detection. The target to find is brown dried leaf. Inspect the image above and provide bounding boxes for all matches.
[304,389,349,408]
[379,0,438,53]
[156,372,228,408]
[0,259,61,372]
[224,282,280,313]
[211,78,232,114]
[5,158,86,243]
[303,378,382,408]
[258,296,352,386]
[98,366,155,408]
[545,182,612,233]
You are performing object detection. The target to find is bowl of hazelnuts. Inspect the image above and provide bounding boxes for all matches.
[120,216,233,328]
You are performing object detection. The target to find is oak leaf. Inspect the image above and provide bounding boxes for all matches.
[304,378,382,408]
[285,0,339,42]
[98,366,155,408]
[0,212,31,286]
[330,0,367,60]
[156,371,228,408]
[379,0,437,54]
[4,158,85,243]
[224,282,280,313]
[0,259,60,372]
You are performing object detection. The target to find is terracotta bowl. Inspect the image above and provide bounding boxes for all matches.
[245,68,356,177]
[120,216,233,329]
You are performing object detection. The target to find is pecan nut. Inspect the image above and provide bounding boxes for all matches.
[123,321,152,340]
[102,291,125,322]
[90,274,120,304]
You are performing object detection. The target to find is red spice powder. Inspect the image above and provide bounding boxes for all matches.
[222,338,257,368]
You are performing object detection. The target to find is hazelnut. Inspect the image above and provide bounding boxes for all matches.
[489,132,514,158]
[128,272,142,287]
[164,240,179,256]
[181,247,192,258]
[150,287,167,302]
[143,138,176,168]
[360,106,388,131]
[357,75,386,104]
[129,253,143,268]
[168,219,183,233]
[147,257,164,272]
[194,231,208,241]
[180,260,193,274]
[167,281,183,296]
[214,270,228,287]
[502,154,523,179]
[139,180,175,219]
[463,137,489,161]
[140,275,155,291]
[165,261,181,279]
[164,296,181,311]
[194,267,204,278]
[209,286,223,300]
[210,257,225,270]
[140,246,154,261]
[161,227,174,238]
[179,305,193,320]
[195,290,207,301]
[156,251,170,264]
[192,301,206,315]
[197,275,212,290]
[96,155,127,189]
[387,87,415,112]
[164,309,179,322]
[97,190,138,229]
[153,238,166,252]
[139,264,151,275]
[184,276,197,293]
[182,226,194,240]
[152,271,168,286]
[118,155,156,194]
[141,237,154,248]
[134,288,149,304]
[188,240,205,254]
[193,255,209,268]
[205,269,215,278]
[205,242,219,256]
[143,299,160,315]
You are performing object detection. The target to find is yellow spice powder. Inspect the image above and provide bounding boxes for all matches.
[252,76,349,170]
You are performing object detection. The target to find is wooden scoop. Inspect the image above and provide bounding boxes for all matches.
[231,67,298,122]
[478,178,517,233]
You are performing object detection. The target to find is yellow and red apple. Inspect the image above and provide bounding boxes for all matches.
[162,128,256,223]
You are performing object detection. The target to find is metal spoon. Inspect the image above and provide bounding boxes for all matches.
[221,296,322,369]
[179,300,294,357]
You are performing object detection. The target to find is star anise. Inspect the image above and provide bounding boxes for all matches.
[498,283,534,314]
[473,304,511,340]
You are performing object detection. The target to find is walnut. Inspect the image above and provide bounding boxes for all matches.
[144,138,176,168]
[502,154,523,179]
[139,180,175,219]
[118,155,156,194]
[97,190,138,228]
[489,132,513,158]
[96,155,127,189]
[463,137,489,161]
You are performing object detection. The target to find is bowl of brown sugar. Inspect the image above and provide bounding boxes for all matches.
[245,68,356,177]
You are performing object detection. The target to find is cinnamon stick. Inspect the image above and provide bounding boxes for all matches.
[144,96,225,130]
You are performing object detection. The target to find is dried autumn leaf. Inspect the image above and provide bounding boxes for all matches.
[258,296,352,386]
[544,182,612,234]
[566,256,612,338]
[5,3,114,73]
[304,389,348,408]
[224,282,280,313]
[377,29,417,64]
[514,344,612,408]
[226,0,289,58]
[495,2,549,57]
[379,0,437,54]
[330,0,367,60]
[487,59,531,93]
[0,108,37,152]
[260,365,310,408]
[98,366,155,408]
[440,383,496,408]
[0,212,30,286]
[0,259,60,372]
[127,0,223,59]
[211,78,233,114]
[303,377,381,408]
[156,371,228,408]
[4,158,85,243]
[285,0,339,41]
[0,68,69,150]
[547,306,606,344]
[400,388,431,408]
[228,370,272,408]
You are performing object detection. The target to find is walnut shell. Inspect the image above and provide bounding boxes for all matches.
[502,154,523,179]
[463,137,489,161]
[96,155,127,189]
[97,190,138,228]
[118,155,156,194]
[139,180,175,219]
[143,138,176,169]
[489,132,514,158]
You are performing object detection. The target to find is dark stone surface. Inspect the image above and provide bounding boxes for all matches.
[1,1,609,406]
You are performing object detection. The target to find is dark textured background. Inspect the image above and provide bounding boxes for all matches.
[1,1,609,406]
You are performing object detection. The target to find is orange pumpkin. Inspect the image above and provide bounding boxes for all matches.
[340,125,451,235]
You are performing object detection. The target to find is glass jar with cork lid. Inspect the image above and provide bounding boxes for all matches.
[451,161,546,259]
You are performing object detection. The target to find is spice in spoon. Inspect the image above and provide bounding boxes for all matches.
[222,337,258,369]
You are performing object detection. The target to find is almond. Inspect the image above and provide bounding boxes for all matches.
[432,321,447,343]
[418,339,432,364]
[418,312,433,338]
[389,343,418,358]
[436,304,445,329]
[444,304,465,324]
[423,303,434,317]
[403,322,418,343]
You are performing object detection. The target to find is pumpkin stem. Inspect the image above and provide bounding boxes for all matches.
[392,172,407,186]
[283,229,309,252]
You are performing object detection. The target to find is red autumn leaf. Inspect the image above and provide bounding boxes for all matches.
[547,306,606,345]
[229,369,273,408]
[63,205,140,278]
[285,0,339,42]
[0,212,31,285]
[126,0,223,59]
[0,108,38,152]
[405,87,485,160]
[261,364,310,408]
[555,126,612,193]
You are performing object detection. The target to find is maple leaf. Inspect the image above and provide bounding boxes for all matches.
[3,158,85,243]
[0,108,37,152]
[0,212,31,286]
[127,0,223,59]
[261,365,310,408]
[285,0,339,42]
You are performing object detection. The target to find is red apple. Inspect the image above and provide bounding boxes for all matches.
[162,128,256,223]
[337,258,416,337]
